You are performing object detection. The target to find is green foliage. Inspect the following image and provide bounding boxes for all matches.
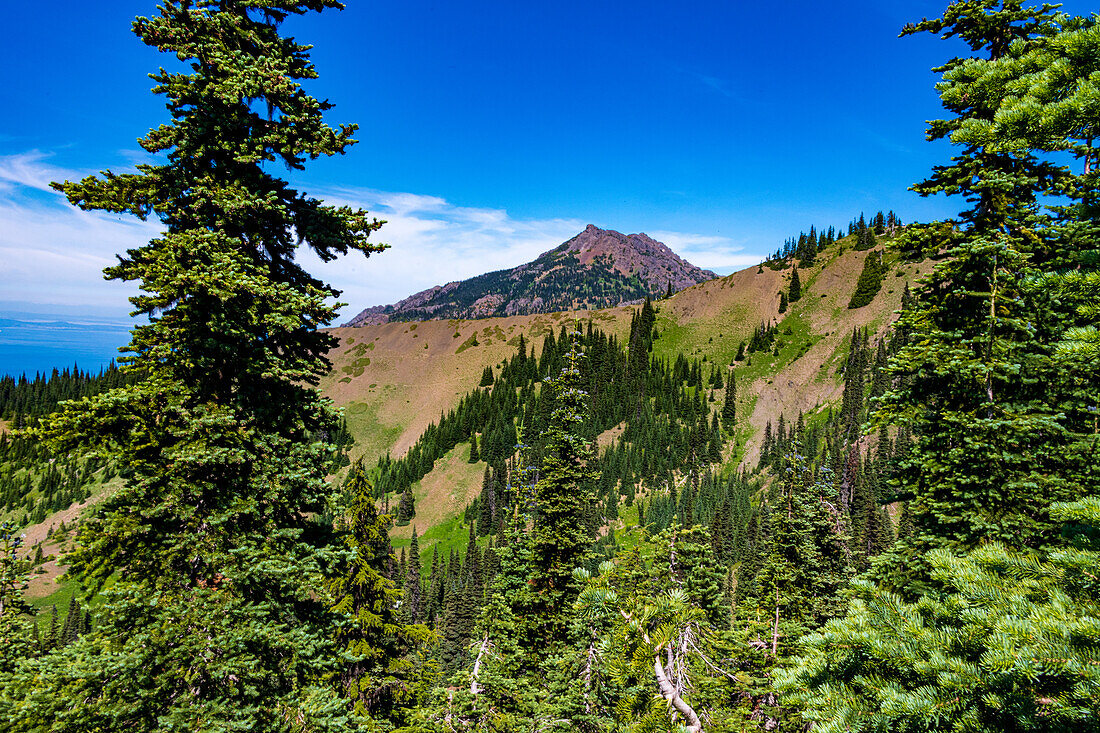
[372,314,729,539]
[786,6,1100,731]
[8,3,1097,732]
[575,537,741,733]
[788,267,802,302]
[467,432,480,464]
[847,250,885,309]
[873,3,1100,588]
[4,2,385,729]
[0,363,132,426]
[721,371,736,433]
[0,522,30,623]
[397,485,417,525]
[853,225,878,251]
[331,463,434,724]
[737,449,851,652]
[530,334,598,641]
[780,528,1100,732]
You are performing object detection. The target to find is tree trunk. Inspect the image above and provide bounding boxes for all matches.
[470,633,490,695]
[654,650,703,733]
[583,641,595,714]
[771,603,781,656]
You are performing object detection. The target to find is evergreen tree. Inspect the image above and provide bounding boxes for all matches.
[782,497,1100,731]
[840,328,867,433]
[331,463,429,722]
[785,8,1100,730]
[404,528,423,624]
[530,332,597,643]
[0,521,29,623]
[873,2,1098,592]
[789,267,802,302]
[397,485,416,526]
[739,448,851,652]
[476,466,496,536]
[721,371,736,433]
[709,499,736,567]
[18,2,384,729]
[0,521,35,672]
[847,249,885,308]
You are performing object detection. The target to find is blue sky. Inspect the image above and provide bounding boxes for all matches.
[2,0,1094,328]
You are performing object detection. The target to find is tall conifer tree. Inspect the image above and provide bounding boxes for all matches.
[721,371,736,433]
[788,6,1100,729]
[874,1,1097,590]
[20,2,385,728]
[530,331,597,643]
[331,463,427,722]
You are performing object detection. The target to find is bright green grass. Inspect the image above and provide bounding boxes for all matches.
[344,397,405,466]
[391,512,469,560]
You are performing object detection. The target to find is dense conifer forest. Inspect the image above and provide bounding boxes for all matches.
[1,1,1098,731]
[0,366,132,529]
[0,363,131,427]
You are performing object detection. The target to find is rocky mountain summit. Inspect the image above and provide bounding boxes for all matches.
[345,225,717,325]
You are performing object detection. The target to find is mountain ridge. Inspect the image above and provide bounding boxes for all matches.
[344,224,717,326]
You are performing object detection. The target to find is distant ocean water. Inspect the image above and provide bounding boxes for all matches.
[0,312,132,379]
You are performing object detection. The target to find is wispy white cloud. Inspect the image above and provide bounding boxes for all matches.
[0,149,758,321]
[299,186,587,317]
[647,230,760,271]
[0,151,151,314]
[0,149,82,194]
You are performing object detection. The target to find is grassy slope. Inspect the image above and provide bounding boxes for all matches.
[21,238,928,563]
[320,308,635,466]
[658,243,932,466]
[326,236,931,547]
[16,475,123,611]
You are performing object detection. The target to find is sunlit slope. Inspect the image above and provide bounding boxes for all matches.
[651,243,932,465]
[325,237,930,471]
[320,308,634,465]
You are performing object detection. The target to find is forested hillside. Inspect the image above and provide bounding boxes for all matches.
[322,209,926,475]
[1,2,1097,732]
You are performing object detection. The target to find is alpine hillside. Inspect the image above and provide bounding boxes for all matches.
[326,223,924,469]
[345,224,717,325]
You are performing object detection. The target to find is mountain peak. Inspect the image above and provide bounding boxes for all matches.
[345,226,717,326]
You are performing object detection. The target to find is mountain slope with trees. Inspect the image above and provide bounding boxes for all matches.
[345,224,717,325]
[323,213,926,474]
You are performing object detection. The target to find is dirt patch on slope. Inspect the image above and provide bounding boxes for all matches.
[597,422,626,452]
[19,488,115,601]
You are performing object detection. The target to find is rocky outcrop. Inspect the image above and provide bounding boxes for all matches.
[344,225,717,326]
